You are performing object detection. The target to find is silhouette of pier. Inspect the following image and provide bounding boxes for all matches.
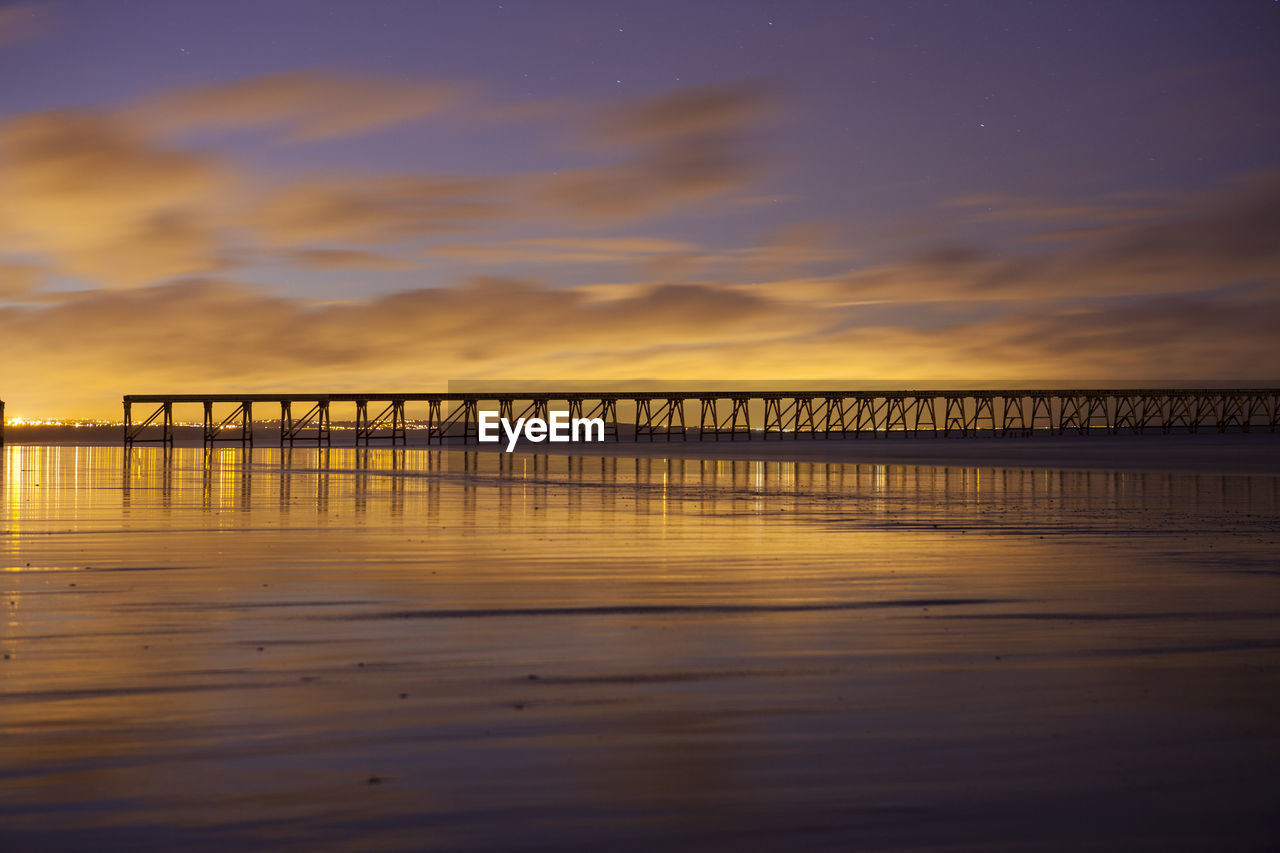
[122,389,1280,447]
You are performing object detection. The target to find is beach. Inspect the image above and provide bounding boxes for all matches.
[2,444,1279,850]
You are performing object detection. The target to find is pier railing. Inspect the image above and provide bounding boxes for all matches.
[121,389,1280,447]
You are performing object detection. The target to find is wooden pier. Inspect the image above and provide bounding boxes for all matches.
[121,389,1280,447]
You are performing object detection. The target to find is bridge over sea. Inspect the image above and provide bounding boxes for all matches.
[121,389,1280,447]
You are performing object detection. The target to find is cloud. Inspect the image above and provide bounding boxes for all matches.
[0,103,501,284]
[540,84,772,220]
[249,174,502,247]
[825,173,1280,304]
[131,71,463,142]
[728,223,850,279]
[962,293,1280,378]
[942,193,1160,225]
[0,275,816,416]
[0,79,779,291]
[1082,172,1280,284]
[590,83,770,145]
[283,249,419,271]
[0,111,230,285]
[425,227,849,283]
[426,237,700,265]
[4,262,1277,419]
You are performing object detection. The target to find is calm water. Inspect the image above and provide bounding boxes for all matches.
[3,445,1279,851]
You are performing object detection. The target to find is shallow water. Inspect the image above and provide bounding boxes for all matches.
[2,445,1279,851]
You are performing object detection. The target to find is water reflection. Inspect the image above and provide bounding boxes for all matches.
[4,445,1278,564]
[22,445,1263,535]
[2,445,1279,851]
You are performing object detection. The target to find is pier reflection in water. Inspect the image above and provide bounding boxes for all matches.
[100,444,1278,522]
[2,445,1279,851]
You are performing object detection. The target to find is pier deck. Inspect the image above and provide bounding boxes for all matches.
[120,389,1280,447]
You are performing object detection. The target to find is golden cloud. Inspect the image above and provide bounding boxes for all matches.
[283,249,419,272]
[3,267,1277,420]
[0,275,815,417]
[0,111,229,285]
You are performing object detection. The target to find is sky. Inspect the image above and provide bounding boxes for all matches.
[0,0,1278,419]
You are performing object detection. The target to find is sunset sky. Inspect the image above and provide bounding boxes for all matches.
[1,0,1278,419]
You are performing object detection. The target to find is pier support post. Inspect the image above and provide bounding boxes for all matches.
[202,400,252,446]
[124,400,173,446]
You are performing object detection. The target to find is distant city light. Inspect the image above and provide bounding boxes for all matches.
[4,417,118,428]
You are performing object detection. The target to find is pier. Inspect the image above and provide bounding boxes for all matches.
[121,389,1280,447]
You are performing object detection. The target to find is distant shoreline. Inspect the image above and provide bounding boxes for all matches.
[6,426,1280,475]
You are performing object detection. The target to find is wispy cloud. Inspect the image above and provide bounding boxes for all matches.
[248,174,502,246]
[538,84,773,220]
[130,71,465,142]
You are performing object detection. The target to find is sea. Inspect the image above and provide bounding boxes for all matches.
[2,444,1279,851]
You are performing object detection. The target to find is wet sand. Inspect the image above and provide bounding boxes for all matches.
[2,445,1279,851]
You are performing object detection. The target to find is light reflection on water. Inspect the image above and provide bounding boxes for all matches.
[2,445,1279,851]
